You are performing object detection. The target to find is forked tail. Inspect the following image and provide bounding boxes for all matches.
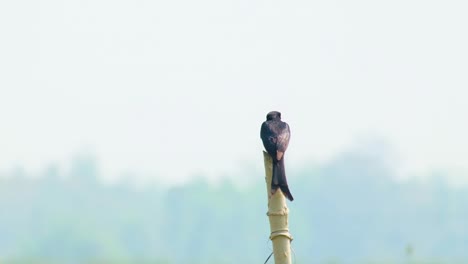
[271,158,294,201]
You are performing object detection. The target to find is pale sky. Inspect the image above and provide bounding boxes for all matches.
[1,0,467,185]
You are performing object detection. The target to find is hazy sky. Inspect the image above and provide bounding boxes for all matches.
[1,0,467,185]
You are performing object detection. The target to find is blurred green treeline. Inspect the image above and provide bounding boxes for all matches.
[0,144,467,264]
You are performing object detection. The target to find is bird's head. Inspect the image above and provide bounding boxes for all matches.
[266,111,281,121]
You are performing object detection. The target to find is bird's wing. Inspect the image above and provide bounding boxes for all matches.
[260,122,269,139]
[261,121,278,157]
[276,122,290,153]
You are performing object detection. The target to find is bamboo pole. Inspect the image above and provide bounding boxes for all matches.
[263,151,293,264]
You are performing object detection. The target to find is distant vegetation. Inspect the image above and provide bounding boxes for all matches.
[0,145,466,264]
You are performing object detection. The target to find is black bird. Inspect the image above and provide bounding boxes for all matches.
[260,111,294,201]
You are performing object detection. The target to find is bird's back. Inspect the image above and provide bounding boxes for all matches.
[261,120,290,158]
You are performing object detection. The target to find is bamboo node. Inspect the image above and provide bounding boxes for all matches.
[270,229,293,241]
[266,207,289,216]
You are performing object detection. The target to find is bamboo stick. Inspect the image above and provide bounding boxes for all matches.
[263,151,293,264]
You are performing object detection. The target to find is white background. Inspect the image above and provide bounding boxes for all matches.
[1,0,467,186]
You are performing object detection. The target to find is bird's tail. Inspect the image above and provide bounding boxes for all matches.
[271,158,294,201]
